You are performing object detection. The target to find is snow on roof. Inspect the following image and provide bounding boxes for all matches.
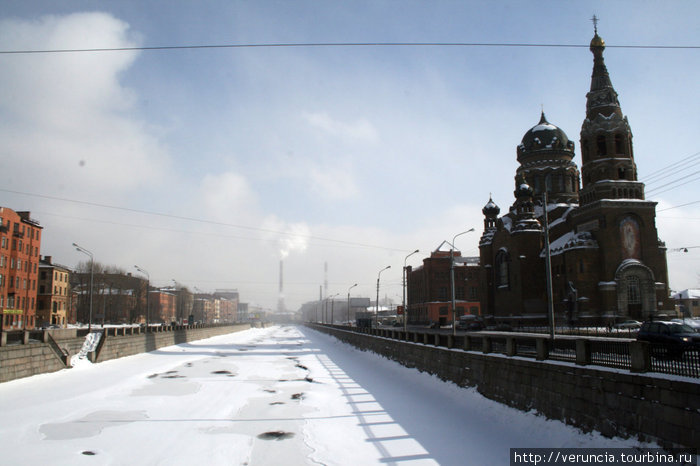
[531,123,558,132]
[672,289,700,300]
[542,230,598,257]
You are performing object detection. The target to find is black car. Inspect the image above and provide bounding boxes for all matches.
[637,321,700,357]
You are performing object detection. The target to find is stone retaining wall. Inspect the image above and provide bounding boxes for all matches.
[309,324,700,450]
[0,324,250,383]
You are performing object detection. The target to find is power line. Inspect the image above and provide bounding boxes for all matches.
[657,200,700,212]
[1,41,699,55]
[0,188,410,253]
[642,151,700,185]
[646,169,700,194]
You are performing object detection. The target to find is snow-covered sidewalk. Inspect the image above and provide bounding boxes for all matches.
[0,325,652,465]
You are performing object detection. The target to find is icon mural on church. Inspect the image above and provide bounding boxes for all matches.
[620,217,641,260]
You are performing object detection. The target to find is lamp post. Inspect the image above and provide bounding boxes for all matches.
[403,250,420,332]
[347,283,357,326]
[134,265,150,332]
[376,265,391,327]
[451,228,475,336]
[330,293,339,325]
[72,243,94,332]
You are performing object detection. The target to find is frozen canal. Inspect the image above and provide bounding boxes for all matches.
[0,325,649,465]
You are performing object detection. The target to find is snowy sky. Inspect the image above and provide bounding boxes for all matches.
[0,326,657,464]
[1,1,698,311]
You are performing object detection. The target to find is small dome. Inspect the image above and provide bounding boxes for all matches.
[590,33,605,50]
[518,112,574,154]
[515,181,533,199]
[482,196,500,216]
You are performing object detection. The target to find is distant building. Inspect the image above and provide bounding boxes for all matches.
[37,256,71,328]
[671,290,700,318]
[406,241,481,326]
[150,290,177,323]
[478,29,672,326]
[0,208,43,330]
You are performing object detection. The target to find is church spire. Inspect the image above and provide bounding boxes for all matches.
[585,20,621,120]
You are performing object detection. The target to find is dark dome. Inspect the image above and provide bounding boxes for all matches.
[482,196,500,216]
[518,112,574,154]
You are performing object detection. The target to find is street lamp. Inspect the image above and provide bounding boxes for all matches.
[376,265,391,327]
[347,283,358,326]
[451,228,475,336]
[72,243,94,332]
[330,293,340,324]
[134,265,150,332]
[403,249,420,332]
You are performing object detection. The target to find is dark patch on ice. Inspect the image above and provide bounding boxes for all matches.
[257,431,295,441]
[295,363,308,370]
[263,389,276,393]
[162,374,185,379]
[147,373,158,379]
[211,370,234,376]
[185,362,193,367]
[237,348,248,352]
[291,393,304,400]
[269,402,285,405]
[81,451,96,456]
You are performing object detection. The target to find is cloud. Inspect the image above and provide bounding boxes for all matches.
[0,13,169,200]
[303,111,379,143]
[261,216,310,259]
[198,171,259,224]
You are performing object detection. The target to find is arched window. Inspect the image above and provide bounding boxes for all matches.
[596,135,607,156]
[614,134,625,154]
[496,250,510,288]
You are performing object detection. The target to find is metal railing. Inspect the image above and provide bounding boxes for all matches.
[317,324,700,379]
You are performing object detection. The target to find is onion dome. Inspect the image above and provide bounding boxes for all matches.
[518,112,575,157]
[482,196,500,216]
[514,174,534,199]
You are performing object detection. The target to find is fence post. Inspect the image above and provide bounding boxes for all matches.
[506,337,516,356]
[536,337,549,360]
[482,336,492,354]
[629,340,650,373]
[0,331,6,346]
[434,333,440,346]
[23,331,30,345]
[447,334,454,349]
[576,339,591,366]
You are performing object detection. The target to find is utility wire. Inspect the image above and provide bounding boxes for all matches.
[0,188,410,253]
[1,41,699,55]
[657,200,700,212]
[642,151,700,185]
[646,169,700,194]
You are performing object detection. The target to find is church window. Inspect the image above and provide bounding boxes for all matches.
[496,250,510,288]
[627,276,641,304]
[545,174,552,192]
[618,167,626,180]
[596,135,607,156]
[614,134,625,154]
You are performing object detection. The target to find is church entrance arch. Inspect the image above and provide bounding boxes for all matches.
[615,260,655,320]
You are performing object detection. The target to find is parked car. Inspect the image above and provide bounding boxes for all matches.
[671,318,700,332]
[637,321,700,357]
[456,315,484,331]
[614,320,642,330]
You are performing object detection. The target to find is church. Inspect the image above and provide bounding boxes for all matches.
[478,26,673,326]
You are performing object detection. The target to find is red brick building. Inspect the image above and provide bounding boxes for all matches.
[150,290,176,323]
[406,241,481,326]
[0,208,42,330]
[478,29,672,326]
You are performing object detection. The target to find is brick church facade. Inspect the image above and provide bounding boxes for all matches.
[479,28,673,326]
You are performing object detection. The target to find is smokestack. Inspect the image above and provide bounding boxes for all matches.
[277,260,285,312]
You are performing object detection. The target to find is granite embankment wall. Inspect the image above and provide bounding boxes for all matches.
[308,324,699,450]
[0,324,250,383]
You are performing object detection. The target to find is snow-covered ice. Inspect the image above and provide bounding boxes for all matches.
[0,325,653,465]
